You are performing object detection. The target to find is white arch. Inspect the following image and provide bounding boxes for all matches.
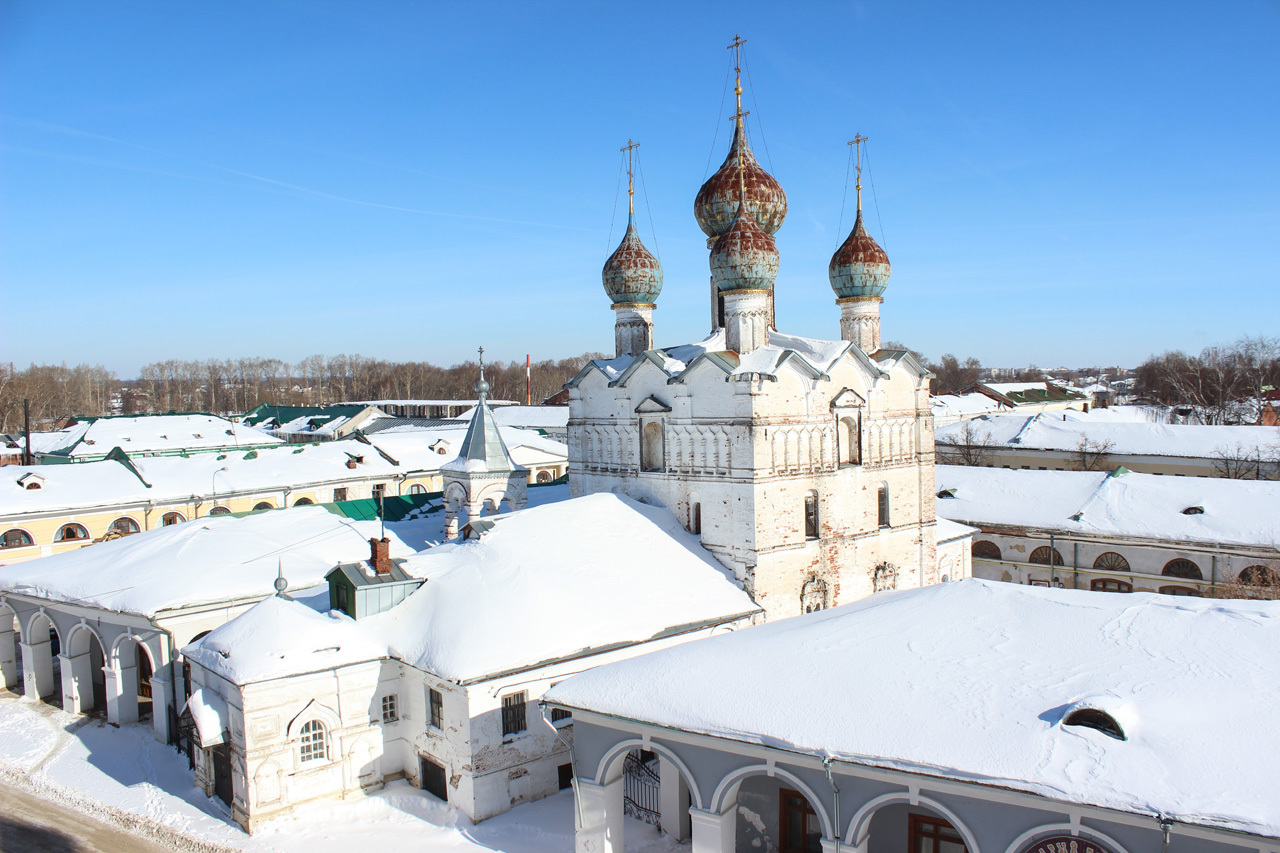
[846,791,981,853]
[287,699,341,740]
[592,738,704,810]
[711,764,834,840]
[1001,823,1134,853]
[25,608,60,643]
[64,620,108,658]
[110,632,159,671]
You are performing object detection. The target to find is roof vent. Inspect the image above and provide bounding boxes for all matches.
[1182,505,1204,515]
[1063,708,1126,740]
[936,488,957,499]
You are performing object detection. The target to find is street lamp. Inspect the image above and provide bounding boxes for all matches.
[210,467,229,516]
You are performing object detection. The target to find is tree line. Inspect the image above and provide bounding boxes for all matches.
[1133,336,1280,424]
[0,353,606,433]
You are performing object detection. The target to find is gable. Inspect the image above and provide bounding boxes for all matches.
[830,388,867,409]
[635,395,673,414]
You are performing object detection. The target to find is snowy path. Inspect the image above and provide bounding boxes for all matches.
[0,779,173,852]
[0,693,685,853]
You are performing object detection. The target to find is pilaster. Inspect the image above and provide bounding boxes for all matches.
[689,807,736,853]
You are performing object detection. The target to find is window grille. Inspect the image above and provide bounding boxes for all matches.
[382,694,398,723]
[429,688,443,729]
[877,485,890,528]
[298,720,327,763]
[1162,558,1202,580]
[501,692,527,736]
[804,492,819,540]
[551,708,572,723]
[971,540,1001,560]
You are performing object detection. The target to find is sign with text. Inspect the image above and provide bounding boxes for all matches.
[1022,837,1114,853]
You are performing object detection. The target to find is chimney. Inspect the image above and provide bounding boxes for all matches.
[370,537,392,576]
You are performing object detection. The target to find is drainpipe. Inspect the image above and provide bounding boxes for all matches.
[1049,534,1056,586]
[1210,555,1218,595]
[540,705,584,829]
[823,756,841,853]
[1072,542,1079,590]
[1160,817,1172,853]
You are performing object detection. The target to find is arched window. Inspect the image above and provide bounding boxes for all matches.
[108,517,140,536]
[873,563,898,593]
[1093,552,1129,571]
[1240,565,1279,587]
[55,523,89,542]
[207,506,232,517]
[161,512,185,526]
[1162,558,1202,580]
[690,502,702,535]
[1159,585,1201,597]
[1,529,34,549]
[408,484,427,495]
[838,415,861,466]
[804,491,819,540]
[294,497,315,506]
[536,471,552,484]
[298,720,328,763]
[640,421,664,472]
[252,501,274,511]
[972,540,1001,560]
[801,577,828,613]
[1029,546,1064,566]
[1091,578,1132,593]
[877,483,890,528]
[1064,708,1126,740]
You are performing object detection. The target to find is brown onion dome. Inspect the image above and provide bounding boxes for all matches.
[602,213,663,305]
[828,209,891,298]
[710,201,780,292]
[694,124,787,240]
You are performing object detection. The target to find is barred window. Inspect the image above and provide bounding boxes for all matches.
[501,692,527,736]
[298,720,327,763]
[551,708,572,723]
[381,694,398,723]
[429,688,443,729]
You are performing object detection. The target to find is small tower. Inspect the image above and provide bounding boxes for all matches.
[695,35,787,332]
[829,135,891,353]
[442,348,528,540]
[710,179,779,354]
[602,139,663,358]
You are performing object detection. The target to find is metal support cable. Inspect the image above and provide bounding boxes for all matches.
[637,155,661,260]
[703,64,733,179]
[743,55,775,173]
[864,142,887,251]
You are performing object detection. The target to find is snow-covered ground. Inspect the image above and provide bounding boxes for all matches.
[0,693,679,853]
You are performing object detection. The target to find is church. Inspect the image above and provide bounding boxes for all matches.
[567,48,960,619]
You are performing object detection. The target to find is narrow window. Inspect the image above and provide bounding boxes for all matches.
[298,720,327,763]
[381,694,398,723]
[501,691,527,736]
[372,483,386,499]
[161,512,185,526]
[690,502,701,535]
[804,492,819,540]
[877,484,890,528]
[429,688,444,729]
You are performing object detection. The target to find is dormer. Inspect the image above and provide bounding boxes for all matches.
[17,472,46,491]
[325,537,422,619]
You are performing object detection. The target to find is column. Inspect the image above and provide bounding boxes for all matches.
[575,777,624,853]
[61,652,88,714]
[658,756,691,841]
[444,505,459,541]
[0,627,16,691]
[20,638,54,700]
[104,664,137,725]
[689,807,736,853]
[151,675,174,743]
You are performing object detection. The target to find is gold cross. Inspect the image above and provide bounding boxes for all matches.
[848,134,868,209]
[621,139,639,215]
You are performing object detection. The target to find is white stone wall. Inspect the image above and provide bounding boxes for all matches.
[569,341,938,619]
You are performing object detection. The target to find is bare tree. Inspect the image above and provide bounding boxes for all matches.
[1071,437,1115,472]
[937,421,997,466]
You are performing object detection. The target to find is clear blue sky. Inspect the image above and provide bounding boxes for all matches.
[3,0,1277,375]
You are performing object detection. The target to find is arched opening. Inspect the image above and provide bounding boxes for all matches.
[712,768,831,853]
[641,421,664,472]
[971,540,1001,561]
[408,483,427,495]
[1162,558,1202,580]
[161,512,186,526]
[804,491,820,540]
[1,529,34,549]
[1241,565,1280,587]
[65,625,107,717]
[596,742,701,846]
[107,517,140,537]
[873,563,898,593]
[294,497,315,506]
[0,603,21,695]
[23,613,61,706]
[1093,552,1129,571]
[838,415,861,466]
[876,483,890,528]
[1029,546,1064,566]
[252,501,274,512]
[207,506,232,517]
[1159,585,1201,597]
[115,636,156,723]
[536,470,552,484]
[1090,578,1132,593]
[55,523,89,542]
[864,803,973,853]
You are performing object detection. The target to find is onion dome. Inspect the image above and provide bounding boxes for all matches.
[828,209,891,298]
[602,214,663,305]
[695,125,788,240]
[710,201,780,292]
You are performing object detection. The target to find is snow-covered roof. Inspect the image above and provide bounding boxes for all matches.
[0,426,566,517]
[934,516,978,544]
[935,412,1280,459]
[37,414,281,458]
[569,328,915,389]
[346,399,518,408]
[184,494,760,685]
[546,579,1280,836]
[935,464,1280,549]
[0,506,418,616]
[930,393,1006,417]
[451,405,569,430]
